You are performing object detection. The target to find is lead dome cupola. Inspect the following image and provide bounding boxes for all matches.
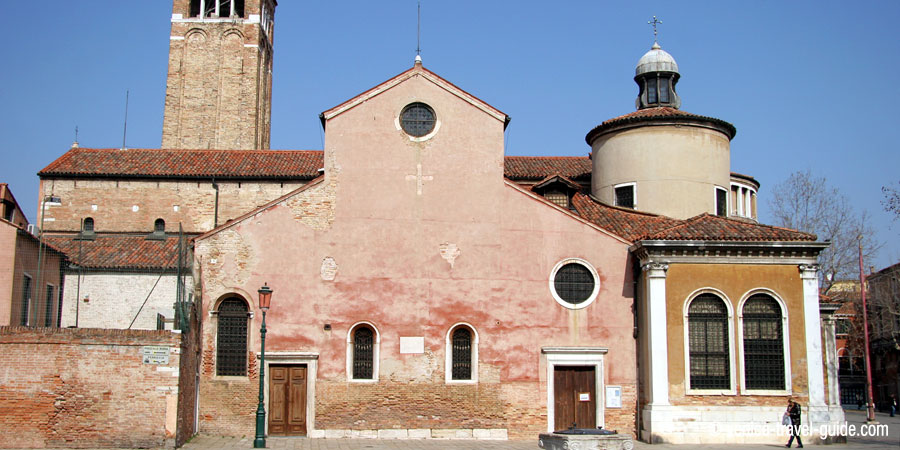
[634,42,681,110]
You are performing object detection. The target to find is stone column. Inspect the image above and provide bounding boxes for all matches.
[821,313,840,406]
[644,263,670,406]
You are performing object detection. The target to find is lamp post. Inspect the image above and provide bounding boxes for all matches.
[253,283,273,448]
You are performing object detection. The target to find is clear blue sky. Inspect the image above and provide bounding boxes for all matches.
[2,1,898,268]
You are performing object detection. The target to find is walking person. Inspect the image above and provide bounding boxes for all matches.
[890,394,898,417]
[785,398,803,448]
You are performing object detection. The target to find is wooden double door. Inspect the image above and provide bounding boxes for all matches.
[553,366,596,431]
[268,365,307,436]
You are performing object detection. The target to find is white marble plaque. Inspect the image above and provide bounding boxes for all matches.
[399,336,424,354]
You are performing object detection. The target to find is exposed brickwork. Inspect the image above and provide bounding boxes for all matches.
[38,178,306,234]
[0,326,191,448]
[176,303,201,446]
[162,0,275,150]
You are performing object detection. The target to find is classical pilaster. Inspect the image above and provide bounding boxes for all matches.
[799,264,826,409]
[820,312,840,406]
[644,262,670,406]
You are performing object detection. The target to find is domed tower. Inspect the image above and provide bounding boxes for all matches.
[586,41,736,220]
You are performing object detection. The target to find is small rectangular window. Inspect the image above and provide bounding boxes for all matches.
[715,188,727,217]
[659,78,670,103]
[615,184,635,209]
[20,275,31,326]
[44,286,54,327]
[647,78,658,104]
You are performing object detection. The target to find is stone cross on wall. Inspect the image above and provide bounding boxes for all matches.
[405,163,434,195]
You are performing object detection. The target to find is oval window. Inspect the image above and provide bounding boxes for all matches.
[399,102,436,137]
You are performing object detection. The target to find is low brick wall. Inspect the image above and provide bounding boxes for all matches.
[0,326,189,448]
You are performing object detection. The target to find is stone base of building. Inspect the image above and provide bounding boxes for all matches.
[538,432,633,450]
[640,405,847,444]
[307,428,508,439]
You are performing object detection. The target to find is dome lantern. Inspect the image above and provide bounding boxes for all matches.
[634,42,682,110]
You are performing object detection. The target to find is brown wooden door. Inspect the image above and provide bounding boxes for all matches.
[553,366,596,431]
[268,365,307,435]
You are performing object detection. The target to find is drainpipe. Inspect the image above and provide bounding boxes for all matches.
[212,179,219,228]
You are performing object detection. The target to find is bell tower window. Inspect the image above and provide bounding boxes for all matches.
[190,0,245,18]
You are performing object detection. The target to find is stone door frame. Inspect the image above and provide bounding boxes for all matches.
[542,347,607,433]
[259,352,318,436]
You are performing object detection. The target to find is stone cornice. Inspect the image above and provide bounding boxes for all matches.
[631,240,827,266]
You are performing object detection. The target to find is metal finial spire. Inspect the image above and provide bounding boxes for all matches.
[415,1,422,64]
[649,16,662,44]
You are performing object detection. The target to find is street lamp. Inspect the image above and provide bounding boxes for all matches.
[253,283,273,448]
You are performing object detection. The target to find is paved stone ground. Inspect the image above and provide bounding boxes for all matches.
[22,408,900,449]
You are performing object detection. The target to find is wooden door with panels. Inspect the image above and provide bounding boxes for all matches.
[553,366,596,431]
[268,365,307,435]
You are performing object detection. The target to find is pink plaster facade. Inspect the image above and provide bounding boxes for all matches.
[195,65,638,438]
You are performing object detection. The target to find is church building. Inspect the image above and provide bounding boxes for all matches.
[34,0,846,443]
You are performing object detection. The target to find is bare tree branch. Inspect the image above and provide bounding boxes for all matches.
[768,170,881,291]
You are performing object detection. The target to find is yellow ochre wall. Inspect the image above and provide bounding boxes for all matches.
[665,263,809,406]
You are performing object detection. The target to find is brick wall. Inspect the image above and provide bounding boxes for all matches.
[0,326,195,448]
[162,9,273,150]
[39,179,307,234]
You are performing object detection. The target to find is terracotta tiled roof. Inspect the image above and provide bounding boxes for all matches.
[40,148,593,182]
[45,234,190,270]
[504,156,592,181]
[39,148,325,179]
[585,107,737,144]
[572,194,817,243]
[571,193,681,242]
[636,213,817,242]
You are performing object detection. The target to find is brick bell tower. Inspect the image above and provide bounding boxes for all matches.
[162,0,276,150]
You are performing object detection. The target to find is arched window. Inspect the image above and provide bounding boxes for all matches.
[154,218,165,233]
[352,325,375,380]
[82,217,94,232]
[216,297,248,376]
[742,294,786,390]
[451,327,472,380]
[687,294,730,390]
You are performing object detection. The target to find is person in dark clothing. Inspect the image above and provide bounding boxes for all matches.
[890,394,898,417]
[785,398,803,448]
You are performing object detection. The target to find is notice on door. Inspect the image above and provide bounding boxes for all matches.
[578,392,590,402]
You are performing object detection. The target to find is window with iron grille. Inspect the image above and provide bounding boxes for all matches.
[353,326,375,380]
[451,327,473,380]
[400,102,436,137]
[614,184,635,209]
[688,294,730,389]
[544,190,569,209]
[216,298,248,376]
[553,262,596,306]
[20,275,31,326]
[742,294,785,390]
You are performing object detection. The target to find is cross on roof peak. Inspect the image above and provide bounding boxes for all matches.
[649,16,662,44]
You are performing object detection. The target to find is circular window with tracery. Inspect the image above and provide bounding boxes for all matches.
[400,102,436,137]
[549,259,600,309]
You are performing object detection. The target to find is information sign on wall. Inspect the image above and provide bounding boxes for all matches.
[142,346,170,364]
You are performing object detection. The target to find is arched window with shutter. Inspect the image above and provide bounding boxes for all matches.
[216,297,249,376]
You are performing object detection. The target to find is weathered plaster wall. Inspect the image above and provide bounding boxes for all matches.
[665,263,808,405]
[0,223,16,326]
[194,72,638,438]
